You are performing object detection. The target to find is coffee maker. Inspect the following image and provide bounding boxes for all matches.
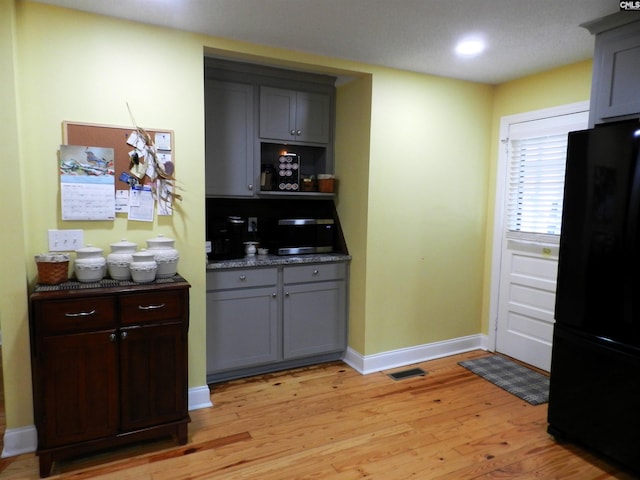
[207,216,246,260]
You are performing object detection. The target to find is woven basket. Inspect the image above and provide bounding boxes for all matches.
[35,254,70,285]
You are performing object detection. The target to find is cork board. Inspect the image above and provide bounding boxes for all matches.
[63,121,174,192]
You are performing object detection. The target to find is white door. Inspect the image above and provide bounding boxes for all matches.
[490,104,589,371]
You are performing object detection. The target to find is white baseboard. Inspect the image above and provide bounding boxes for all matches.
[189,385,214,410]
[342,334,489,375]
[1,385,213,458]
[1,425,37,458]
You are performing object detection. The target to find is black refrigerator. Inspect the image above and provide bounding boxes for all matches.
[548,118,640,474]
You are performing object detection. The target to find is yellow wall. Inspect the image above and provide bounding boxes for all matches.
[1,0,594,438]
[364,71,493,354]
[1,0,31,430]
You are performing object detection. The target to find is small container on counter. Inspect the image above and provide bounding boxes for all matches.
[35,253,70,285]
[129,249,157,283]
[317,174,336,193]
[106,239,137,280]
[146,234,179,278]
[74,245,106,283]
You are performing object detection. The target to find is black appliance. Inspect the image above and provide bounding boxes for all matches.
[548,119,640,474]
[207,216,246,260]
[268,218,334,255]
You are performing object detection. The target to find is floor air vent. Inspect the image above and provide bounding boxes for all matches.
[387,368,427,381]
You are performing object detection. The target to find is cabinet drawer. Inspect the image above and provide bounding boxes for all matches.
[120,290,185,325]
[35,296,116,335]
[284,263,345,284]
[207,268,278,290]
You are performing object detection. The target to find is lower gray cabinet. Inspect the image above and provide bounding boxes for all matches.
[206,262,348,381]
[283,264,346,359]
[206,268,279,373]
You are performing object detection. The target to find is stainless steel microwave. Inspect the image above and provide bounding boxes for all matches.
[275,218,334,255]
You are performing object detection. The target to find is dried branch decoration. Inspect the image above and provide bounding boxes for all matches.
[126,103,183,207]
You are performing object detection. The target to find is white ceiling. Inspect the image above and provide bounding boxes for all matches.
[34,0,618,84]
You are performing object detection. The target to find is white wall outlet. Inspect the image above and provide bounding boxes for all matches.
[48,229,84,251]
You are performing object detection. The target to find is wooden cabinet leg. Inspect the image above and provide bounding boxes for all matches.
[176,422,188,445]
[39,453,53,478]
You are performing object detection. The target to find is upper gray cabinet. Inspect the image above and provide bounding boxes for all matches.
[585,14,640,126]
[205,79,256,197]
[260,87,331,144]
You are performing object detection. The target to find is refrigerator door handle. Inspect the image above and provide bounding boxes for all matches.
[623,146,640,324]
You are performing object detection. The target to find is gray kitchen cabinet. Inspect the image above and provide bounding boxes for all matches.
[283,263,346,359]
[259,86,331,144]
[206,268,279,373]
[206,261,348,382]
[205,79,256,196]
[584,16,640,126]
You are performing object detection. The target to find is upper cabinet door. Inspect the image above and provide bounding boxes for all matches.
[260,86,330,144]
[205,80,256,197]
[295,91,331,144]
[589,20,640,126]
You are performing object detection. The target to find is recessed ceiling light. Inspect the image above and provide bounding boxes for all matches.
[455,37,486,57]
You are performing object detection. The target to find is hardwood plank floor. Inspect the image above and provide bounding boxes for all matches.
[0,350,635,479]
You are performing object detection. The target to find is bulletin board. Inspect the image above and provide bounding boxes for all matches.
[63,121,174,193]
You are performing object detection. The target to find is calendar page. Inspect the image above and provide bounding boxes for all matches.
[59,145,115,221]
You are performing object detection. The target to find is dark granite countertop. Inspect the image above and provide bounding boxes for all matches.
[206,253,351,271]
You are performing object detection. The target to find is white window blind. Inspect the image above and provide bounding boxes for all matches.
[506,111,588,239]
[507,133,568,235]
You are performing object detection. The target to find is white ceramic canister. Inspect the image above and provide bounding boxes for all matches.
[146,234,179,278]
[129,249,157,283]
[74,245,106,283]
[106,238,137,280]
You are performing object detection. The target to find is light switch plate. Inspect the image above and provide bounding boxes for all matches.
[48,229,84,251]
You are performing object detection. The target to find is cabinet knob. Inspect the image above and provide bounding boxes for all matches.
[109,333,117,342]
[285,292,290,297]
[121,331,128,340]
[296,130,302,136]
[239,275,246,281]
[248,184,253,191]
[290,129,296,136]
[272,293,277,298]
[313,269,319,275]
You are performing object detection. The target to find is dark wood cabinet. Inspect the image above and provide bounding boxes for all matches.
[29,278,190,477]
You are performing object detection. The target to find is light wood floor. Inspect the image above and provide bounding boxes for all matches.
[0,350,635,479]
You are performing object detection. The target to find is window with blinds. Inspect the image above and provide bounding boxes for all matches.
[505,110,588,240]
[507,133,568,235]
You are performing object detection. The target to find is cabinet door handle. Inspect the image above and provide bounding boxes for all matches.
[248,184,253,191]
[285,292,290,297]
[239,275,247,281]
[272,293,277,298]
[313,269,319,275]
[296,130,302,136]
[121,331,128,340]
[290,129,296,136]
[138,303,165,310]
[109,333,117,342]
[64,309,96,317]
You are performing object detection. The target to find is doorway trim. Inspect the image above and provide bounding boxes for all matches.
[487,100,590,353]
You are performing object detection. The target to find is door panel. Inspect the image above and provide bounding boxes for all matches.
[496,240,558,371]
